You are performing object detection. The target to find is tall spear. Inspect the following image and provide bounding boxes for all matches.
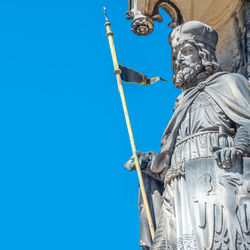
[103,7,155,240]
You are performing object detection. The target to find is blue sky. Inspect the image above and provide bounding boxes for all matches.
[0,1,181,249]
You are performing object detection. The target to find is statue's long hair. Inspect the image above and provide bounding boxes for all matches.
[191,40,221,75]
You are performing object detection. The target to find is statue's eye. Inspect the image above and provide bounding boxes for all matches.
[182,48,188,54]
[182,47,194,54]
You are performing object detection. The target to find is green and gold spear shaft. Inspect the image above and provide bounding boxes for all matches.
[103,7,155,240]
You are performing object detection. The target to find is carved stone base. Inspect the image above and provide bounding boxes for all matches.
[185,157,250,249]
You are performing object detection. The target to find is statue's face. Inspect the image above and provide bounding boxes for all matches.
[172,42,203,89]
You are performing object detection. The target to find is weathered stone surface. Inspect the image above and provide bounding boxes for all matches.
[246,3,250,80]
[185,158,250,249]
[216,2,248,77]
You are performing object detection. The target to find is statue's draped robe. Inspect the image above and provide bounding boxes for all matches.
[152,72,250,174]
[140,72,250,249]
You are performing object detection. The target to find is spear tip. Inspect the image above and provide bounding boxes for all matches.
[103,7,108,22]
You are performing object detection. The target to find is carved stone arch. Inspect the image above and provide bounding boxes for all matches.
[153,1,183,28]
[127,0,183,36]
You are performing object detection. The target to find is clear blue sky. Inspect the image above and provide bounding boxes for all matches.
[0,1,181,249]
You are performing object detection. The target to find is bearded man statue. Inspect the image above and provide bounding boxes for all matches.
[124,21,250,250]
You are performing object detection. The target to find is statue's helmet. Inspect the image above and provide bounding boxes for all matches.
[169,21,218,50]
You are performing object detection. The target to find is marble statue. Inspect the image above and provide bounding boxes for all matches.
[125,21,250,249]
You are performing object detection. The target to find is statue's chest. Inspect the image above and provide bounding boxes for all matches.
[179,91,233,136]
[171,92,235,169]
[189,92,217,111]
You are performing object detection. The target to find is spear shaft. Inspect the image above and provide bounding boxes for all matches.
[103,8,155,240]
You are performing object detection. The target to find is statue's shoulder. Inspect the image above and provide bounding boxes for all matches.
[208,71,250,90]
[222,71,249,83]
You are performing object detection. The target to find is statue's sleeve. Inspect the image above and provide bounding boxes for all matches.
[205,73,250,132]
[234,125,250,156]
[138,152,164,249]
[142,152,164,183]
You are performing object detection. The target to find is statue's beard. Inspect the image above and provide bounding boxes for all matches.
[173,62,203,89]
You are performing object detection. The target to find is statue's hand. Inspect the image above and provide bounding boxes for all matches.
[211,146,243,169]
[124,151,153,171]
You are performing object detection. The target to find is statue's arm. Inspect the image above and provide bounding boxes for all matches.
[141,152,164,183]
[213,125,250,168]
[124,151,164,183]
[234,125,250,156]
